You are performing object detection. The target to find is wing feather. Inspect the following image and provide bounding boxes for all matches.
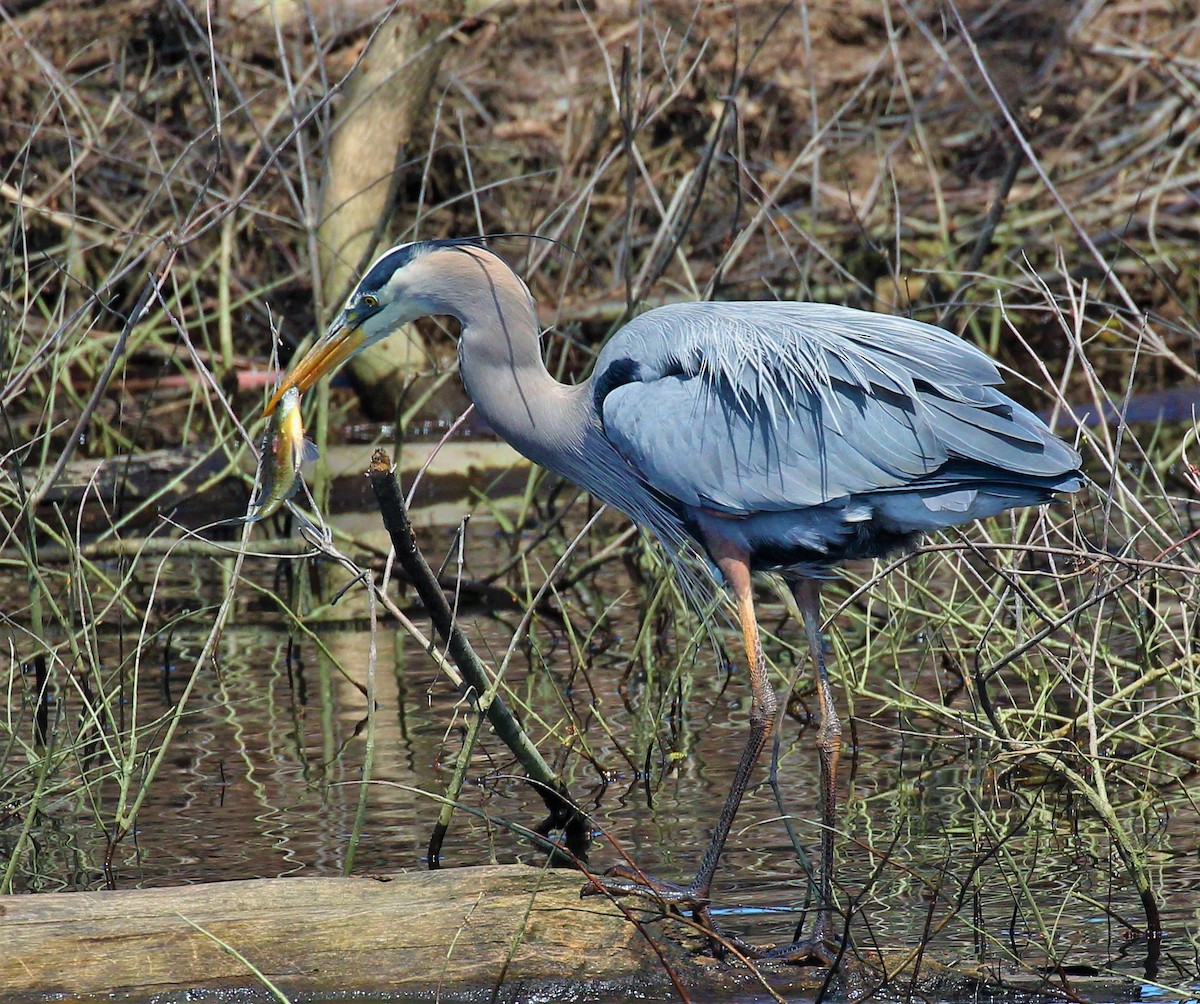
[594,302,1080,514]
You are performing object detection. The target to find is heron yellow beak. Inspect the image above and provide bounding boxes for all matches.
[264,321,367,414]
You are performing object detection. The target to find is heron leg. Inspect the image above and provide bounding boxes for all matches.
[754,576,845,965]
[583,560,847,968]
[693,545,777,898]
[583,544,776,950]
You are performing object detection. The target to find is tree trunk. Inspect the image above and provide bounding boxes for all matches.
[318,3,462,416]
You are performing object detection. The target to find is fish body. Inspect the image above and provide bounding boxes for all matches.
[247,387,319,521]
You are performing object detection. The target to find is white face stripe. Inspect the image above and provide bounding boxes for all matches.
[379,268,411,303]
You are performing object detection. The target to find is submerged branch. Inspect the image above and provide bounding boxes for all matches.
[365,448,589,862]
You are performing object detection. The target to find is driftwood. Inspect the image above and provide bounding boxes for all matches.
[8,445,240,535]
[0,865,749,1000]
[0,862,1142,1002]
[7,439,529,543]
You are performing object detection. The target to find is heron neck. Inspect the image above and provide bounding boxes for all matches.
[443,254,595,484]
[461,334,595,484]
[428,248,686,551]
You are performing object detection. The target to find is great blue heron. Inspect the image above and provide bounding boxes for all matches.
[268,239,1083,964]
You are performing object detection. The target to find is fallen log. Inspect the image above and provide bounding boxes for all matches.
[1,864,1143,1001]
[0,864,725,1000]
[5,438,530,542]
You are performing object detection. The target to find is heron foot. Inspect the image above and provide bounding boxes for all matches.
[759,932,842,967]
[740,915,848,970]
[582,864,725,951]
[584,868,850,971]
[581,863,711,912]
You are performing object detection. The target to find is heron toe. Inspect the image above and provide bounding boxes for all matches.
[581,863,711,912]
[762,932,844,967]
[745,912,849,970]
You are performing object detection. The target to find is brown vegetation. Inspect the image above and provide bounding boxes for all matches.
[3,0,1197,446]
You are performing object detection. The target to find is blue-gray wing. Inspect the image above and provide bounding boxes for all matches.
[593,302,1081,514]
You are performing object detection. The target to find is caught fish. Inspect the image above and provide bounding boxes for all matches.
[247,387,319,521]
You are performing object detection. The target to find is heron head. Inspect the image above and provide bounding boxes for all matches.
[265,241,444,414]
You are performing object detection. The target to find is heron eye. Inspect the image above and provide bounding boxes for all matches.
[362,293,379,309]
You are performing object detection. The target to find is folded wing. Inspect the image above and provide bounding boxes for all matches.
[594,302,1081,516]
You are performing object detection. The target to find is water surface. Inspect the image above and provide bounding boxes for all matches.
[4,502,1197,1003]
